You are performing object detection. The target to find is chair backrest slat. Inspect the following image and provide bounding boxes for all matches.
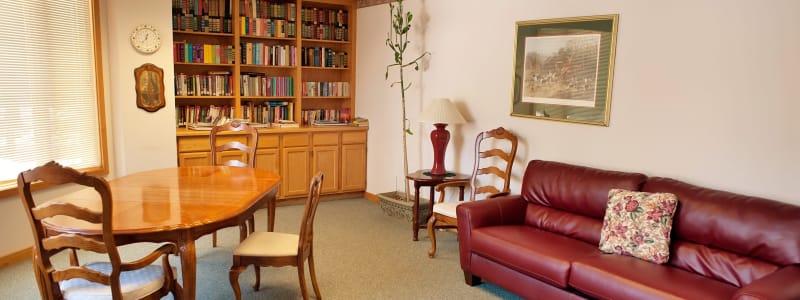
[42,235,108,253]
[210,120,259,167]
[32,202,102,223]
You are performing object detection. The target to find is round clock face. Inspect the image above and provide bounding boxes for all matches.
[130,24,161,54]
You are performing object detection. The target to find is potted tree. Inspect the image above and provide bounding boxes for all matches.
[378,0,431,223]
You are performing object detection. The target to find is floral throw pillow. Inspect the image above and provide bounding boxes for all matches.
[598,189,679,264]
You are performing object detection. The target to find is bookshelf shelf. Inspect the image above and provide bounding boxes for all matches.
[241,35,296,41]
[174,31,234,37]
[302,38,350,44]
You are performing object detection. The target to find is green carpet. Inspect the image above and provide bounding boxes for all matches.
[0,198,521,299]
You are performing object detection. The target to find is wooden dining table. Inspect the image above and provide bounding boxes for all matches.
[41,166,280,300]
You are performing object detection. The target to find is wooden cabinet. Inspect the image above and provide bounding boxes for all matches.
[176,126,367,200]
[172,0,362,200]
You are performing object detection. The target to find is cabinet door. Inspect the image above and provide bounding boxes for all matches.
[178,152,210,166]
[255,148,280,175]
[341,143,366,191]
[281,147,311,197]
[312,145,339,193]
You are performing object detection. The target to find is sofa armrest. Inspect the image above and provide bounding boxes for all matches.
[456,195,527,273]
[734,265,800,300]
[457,195,527,229]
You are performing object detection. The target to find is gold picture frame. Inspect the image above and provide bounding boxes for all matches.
[510,14,619,126]
[134,63,166,112]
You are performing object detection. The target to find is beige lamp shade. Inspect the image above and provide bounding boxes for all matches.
[417,98,466,124]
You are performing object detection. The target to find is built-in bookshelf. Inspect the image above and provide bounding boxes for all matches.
[171,0,356,127]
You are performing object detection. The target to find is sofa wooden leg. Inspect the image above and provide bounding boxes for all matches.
[463,271,481,286]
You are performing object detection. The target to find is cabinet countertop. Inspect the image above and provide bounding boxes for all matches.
[176,125,368,137]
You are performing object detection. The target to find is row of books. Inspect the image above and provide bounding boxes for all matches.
[301,81,349,97]
[240,17,296,38]
[177,104,234,127]
[175,73,352,98]
[301,23,348,41]
[241,43,296,66]
[172,0,234,33]
[301,108,349,125]
[241,1,296,21]
[241,73,294,96]
[242,101,294,125]
[301,47,348,68]
[175,72,233,96]
[300,7,347,27]
[173,42,236,64]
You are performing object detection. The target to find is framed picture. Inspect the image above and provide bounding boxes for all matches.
[134,63,166,112]
[510,14,619,126]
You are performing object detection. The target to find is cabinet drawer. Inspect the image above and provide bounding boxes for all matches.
[313,133,339,146]
[282,133,309,147]
[258,134,279,148]
[342,131,366,144]
[177,136,211,152]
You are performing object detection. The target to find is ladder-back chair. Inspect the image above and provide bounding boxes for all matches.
[18,161,181,299]
[210,120,260,247]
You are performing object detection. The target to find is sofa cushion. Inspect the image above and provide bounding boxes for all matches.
[570,254,737,299]
[644,177,800,287]
[525,204,603,245]
[521,160,647,224]
[470,225,598,288]
[644,177,800,266]
[669,239,779,288]
[598,189,678,264]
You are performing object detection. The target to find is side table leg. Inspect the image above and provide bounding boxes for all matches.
[413,183,421,241]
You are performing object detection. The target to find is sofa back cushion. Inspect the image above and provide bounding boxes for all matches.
[521,160,648,244]
[643,177,800,286]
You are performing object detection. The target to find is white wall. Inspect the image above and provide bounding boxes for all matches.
[105,0,177,175]
[358,0,800,205]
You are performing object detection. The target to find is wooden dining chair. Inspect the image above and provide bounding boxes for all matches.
[229,172,324,300]
[426,127,518,258]
[18,161,181,300]
[210,119,260,247]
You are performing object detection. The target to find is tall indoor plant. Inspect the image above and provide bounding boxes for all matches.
[385,0,429,203]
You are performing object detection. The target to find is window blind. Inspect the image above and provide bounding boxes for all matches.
[0,0,106,191]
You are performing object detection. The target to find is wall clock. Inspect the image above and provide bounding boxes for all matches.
[130,24,161,54]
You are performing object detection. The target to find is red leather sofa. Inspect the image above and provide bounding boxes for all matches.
[457,160,800,299]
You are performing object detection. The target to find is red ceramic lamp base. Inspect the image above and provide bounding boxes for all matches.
[429,123,450,176]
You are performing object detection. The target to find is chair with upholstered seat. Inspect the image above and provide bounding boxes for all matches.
[210,119,260,247]
[426,127,518,258]
[18,161,181,299]
[229,172,324,300]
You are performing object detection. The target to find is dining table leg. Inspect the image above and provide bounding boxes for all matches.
[179,233,197,300]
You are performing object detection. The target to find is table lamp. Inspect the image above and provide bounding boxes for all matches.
[417,98,466,176]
